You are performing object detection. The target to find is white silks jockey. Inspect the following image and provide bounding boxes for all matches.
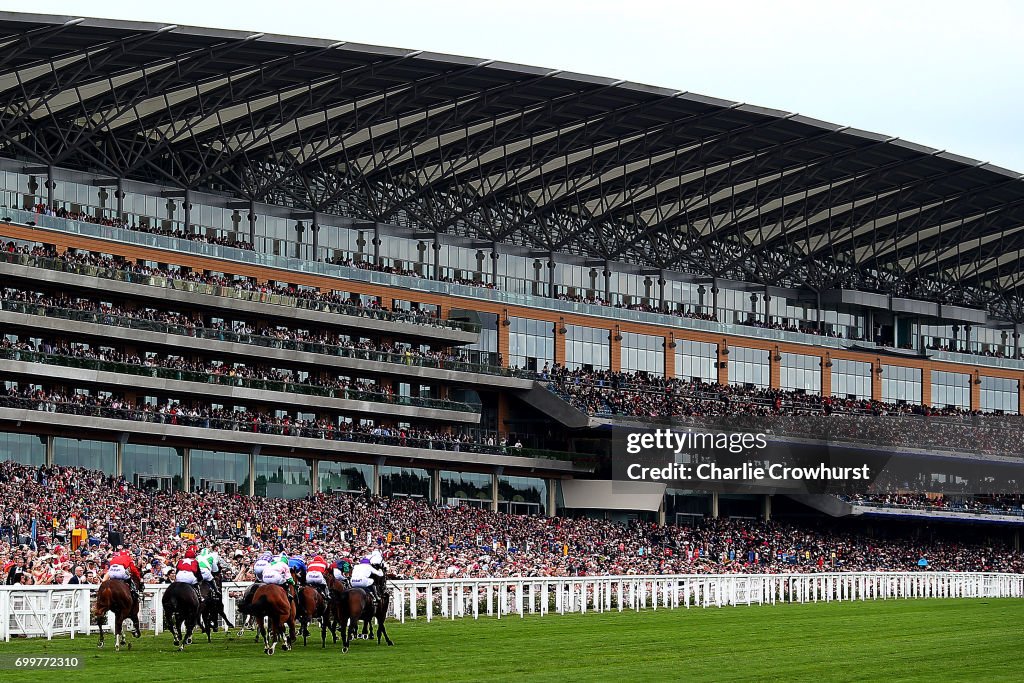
[260,553,291,586]
[350,557,383,590]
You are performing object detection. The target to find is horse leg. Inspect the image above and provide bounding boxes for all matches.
[263,619,274,656]
[320,614,327,649]
[114,614,123,652]
[220,606,234,630]
[97,615,105,649]
[378,616,394,646]
[132,605,142,638]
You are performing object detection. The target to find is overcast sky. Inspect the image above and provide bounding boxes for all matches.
[10,0,1024,171]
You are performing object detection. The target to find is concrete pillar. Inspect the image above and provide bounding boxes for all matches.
[46,164,55,209]
[664,336,675,378]
[717,343,729,386]
[657,497,666,526]
[498,312,510,368]
[970,371,981,412]
[658,274,666,311]
[311,459,319,494]
[763,495,772,522]
[116,433,128,478]
[115,179,125,220]
[491,473,499,512]
[432,236,441,280]
[248,449,257,497]
[373,223,381,264]
[711,491,720,519]
[603,261,612,303]
[372,458,384,496]
[711,281,720,321]
[490,247,500,286]
[430,470,441,503]
[921,367,932,407]
[546,479,557,517]
[547,255,556,297]
[1015,530,1020,552]
[770,347,781,390]
[871,360,882,401]
[182,448,191,492]
[45,435,54,466]
[609,328,622,372]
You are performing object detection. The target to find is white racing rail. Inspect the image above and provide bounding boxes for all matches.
[2,572,1022,640]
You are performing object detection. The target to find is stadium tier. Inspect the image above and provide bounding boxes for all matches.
[0,12,1023,547]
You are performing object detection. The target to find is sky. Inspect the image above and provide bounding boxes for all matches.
[8,0,1024,171]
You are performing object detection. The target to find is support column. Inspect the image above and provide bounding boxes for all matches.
[554,319,567,368]
[610,328,622,372]
[970,371,981,412]
[711,492,720,519]
[311,459,319,494]
[248,199,257,247]
[658,272,666,311]
[430,470,441,504]
[311,213,320,262]
[657,497,666,527]
[115,178,125,220]
[547,254,556,298]
[664,336,675,378]
[717,342,729,386]
[603,260,612,303]
[1019,380,1024,416]
[820,355,832,397]
[921,367,932,407]
[373,223,382,265]
[547,479,557,518]
[46,164,55,209]
[182,448,191,493]
[117,433,128,478]
[871,359,882,401]
[490,245,500,287]
[182,189,191,234]
[491,472,499,512]
[763,495,772,522]
[498,312,510,368]
[432,234,441,280]
[45,435,54,466]
[711,280,720,322]
[770,346,781,390]
[248,447,258,497]
[373,457,384,496]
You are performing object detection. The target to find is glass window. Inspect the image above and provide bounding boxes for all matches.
[440,471,492,507]
[53,437,116,474]
[255,456,311,499]
[497,475,547,515]
[379,466,430,499]
[931,371,970,410]
[729,346,769,388]
[565,324,610,371]
[780,353,820,394]
[675,340,717,383]
[980,376,1018,414]
[881,365,922,404]
[620,331,664,376]
[123,444,183,491]
[319,461,373,494]
[0,431,46,466]
[832,359,872,400]
[190,449,250,494]
[509,317,554,372]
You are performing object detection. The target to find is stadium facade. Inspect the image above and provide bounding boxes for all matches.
[0,13,1023,529]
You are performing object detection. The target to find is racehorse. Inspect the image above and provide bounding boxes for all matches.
[296,585,328,648]
[199,576,234,641]
[95,578,141,651]
[161,582,201,652]
[248,582,296,655]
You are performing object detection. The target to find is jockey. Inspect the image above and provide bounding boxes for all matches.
[108,549,143,599]
[288,554,308,584]
[261,553,293,591]
[331,557,353,590]
[175,547,201,600]
[253,551,273,582]
[305,555,329,599]
[197,545,222,590]
[351,557,383,603]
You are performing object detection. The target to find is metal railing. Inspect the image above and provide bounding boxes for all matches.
[0,347,479,413]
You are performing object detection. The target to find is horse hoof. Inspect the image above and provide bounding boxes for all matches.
[178,645,184,652]
[185,637,193,645]
[97,642,104,649]
[342,646,349,653]
[127,642,132,651]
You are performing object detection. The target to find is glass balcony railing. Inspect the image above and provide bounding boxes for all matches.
[0,394,580,462]
[1,207,860,350]
[920,335,1024,370]
[0,347,480,414]
[0,241,479,334]
[0,298,534,380]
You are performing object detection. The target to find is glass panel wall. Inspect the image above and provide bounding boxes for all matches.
[53,437,116,474]
[832,359,871,400]
[319,461,373,494]
[674,340,717,383]
[620,331,664,376]
[930,371,970,410]
[255,455,311,499]
[379,466,430,499]
[509,317,554,372]
[565,324,609,371]
[440,471,492,507]
[729,347,769,388]
[980,376,1018,414]
[0,431,46,466]
[497,475,547,515]
[123,444,183,491]
[881,365,922,404]
[190,449,250,494]
[780,353,820,394]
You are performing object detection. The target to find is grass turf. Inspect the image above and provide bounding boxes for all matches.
[0,598,1020,682]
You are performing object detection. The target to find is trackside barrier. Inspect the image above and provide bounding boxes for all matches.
[2,572,1023,639]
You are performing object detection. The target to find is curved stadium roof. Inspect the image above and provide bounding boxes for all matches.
[2,12,1024,318]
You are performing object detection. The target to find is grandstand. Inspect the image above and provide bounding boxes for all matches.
[0,10,1024,557]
